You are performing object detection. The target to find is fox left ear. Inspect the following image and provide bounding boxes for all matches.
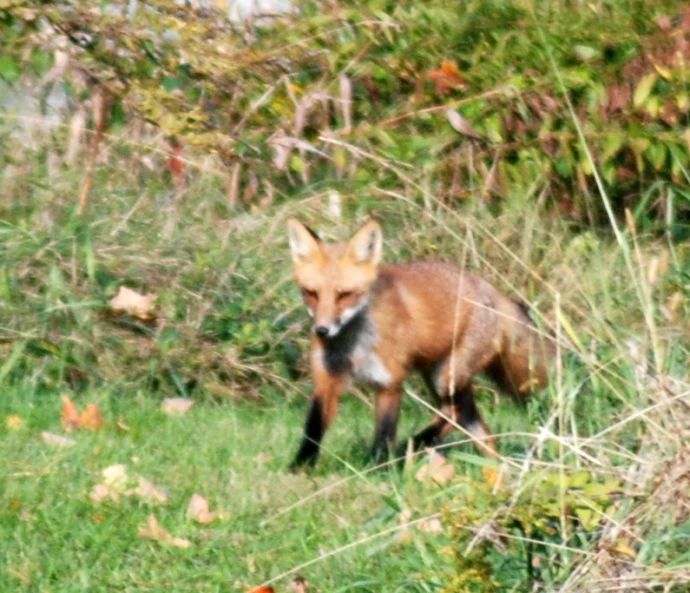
[346,220,383,266]
[287,218,322,264]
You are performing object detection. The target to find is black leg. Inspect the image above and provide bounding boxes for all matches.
[371,407,398,462]
[370,388,401,463]
[410,417,448,449]
[290,396,324,471]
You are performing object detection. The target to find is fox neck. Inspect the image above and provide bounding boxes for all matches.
[319,304,372,376]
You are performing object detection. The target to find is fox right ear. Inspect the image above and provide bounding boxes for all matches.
[287,218,321,263]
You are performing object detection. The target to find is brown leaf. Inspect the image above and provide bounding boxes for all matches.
[429,60,466,94]
[109,286,155,319]
[417,517,444,533]
[130,477,169,505]
[80,404,104,430]
[138,514,191,548]
[415,448,454,485]
[445,108,483,140]
[90,483,119,504]
[61,395,104,431]
[161,398,195,416]
[166,140,185,192]
[186,493,218,524]
[60,395,81,431]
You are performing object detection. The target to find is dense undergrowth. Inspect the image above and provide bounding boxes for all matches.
[1,0,690,591]
[3,0,690,228]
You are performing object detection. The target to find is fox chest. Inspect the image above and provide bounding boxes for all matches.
[351,348,392,387]
[321,333,393,388]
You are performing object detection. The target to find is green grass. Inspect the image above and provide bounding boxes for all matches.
[2,388,512,592]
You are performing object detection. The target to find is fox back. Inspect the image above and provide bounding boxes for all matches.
[287,218,554,470]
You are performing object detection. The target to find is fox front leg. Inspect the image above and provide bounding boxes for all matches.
[290,368,347,471]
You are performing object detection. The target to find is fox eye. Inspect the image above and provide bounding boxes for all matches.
[337,291,355,302]
[302,288,318,300]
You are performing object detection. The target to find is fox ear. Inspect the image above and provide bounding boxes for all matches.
[346,220,383,266]
[287,218,322,263]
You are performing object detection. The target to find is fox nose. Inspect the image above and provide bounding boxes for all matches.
[314,326,329,338]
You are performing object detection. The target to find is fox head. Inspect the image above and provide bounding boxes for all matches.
[287,218,383,339]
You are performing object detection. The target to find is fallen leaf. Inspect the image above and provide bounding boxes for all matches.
[80,404,104,430]
[6,415,24,430]
[445,108,483,140]
[91,464,129,503]
[91,465,169,506]
[60,395,81,431]
[131,476,169,505]
[186,493,218,524]
[482,466,504,490]
[612,539,638,559]
[415,448,454,485]
[60,395,104,431]
[109,286,155,319]
[41,431,77,448]
[102,464,129,492]
[161,398,195,416]
[138,514,191,548]
[429,60,466,94]
[90,483,119,503]
[417,517,443,533]
[166,140,185,193]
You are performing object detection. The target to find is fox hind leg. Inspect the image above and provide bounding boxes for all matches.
[410,387,495,454]
[371,385,402,462]
[411,353,498,457]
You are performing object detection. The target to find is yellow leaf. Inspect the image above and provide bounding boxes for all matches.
[481,466,504,490]
[613,540,637,559]
[6,415,24,430]
[653,63,672,80]
[633,73,658,109]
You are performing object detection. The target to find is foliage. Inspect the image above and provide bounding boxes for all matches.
[2,0,690,228]
[439,469,624,591]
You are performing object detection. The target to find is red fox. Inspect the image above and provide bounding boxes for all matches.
[287,218,554,470]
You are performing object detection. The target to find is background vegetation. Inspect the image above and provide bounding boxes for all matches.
[1,0,689,591]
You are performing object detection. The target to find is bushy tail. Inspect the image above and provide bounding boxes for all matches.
[487,301,554,402]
